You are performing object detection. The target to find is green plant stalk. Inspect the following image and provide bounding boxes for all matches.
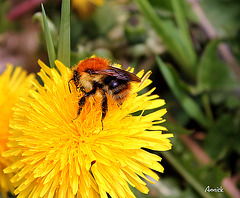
[163,152,215,198]
[202,93,214,124]
[58,0,70,68]
[41,4,56,68]
[171,0,197,70]
[135,0,195,79]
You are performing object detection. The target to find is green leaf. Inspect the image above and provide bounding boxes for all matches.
[204,113,239,159]
[171,0,197,66]
[148,0,172,12]
[41,4,56,68]
[226,96,240,110]
[162,152,216,198]
[135,0,196,79]
[197,40,239,92]
[200,0,240,37]
[163,121,193,135]
[161,135,229,198]
[58,0,70,68]
[157,57,208,127]
[149,0,198,23]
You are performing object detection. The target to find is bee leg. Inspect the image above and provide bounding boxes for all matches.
[101,92,108,129]
[77,96,86,116]
[80,86,86,94]
[68,79,74,93]
[74,85,97,119]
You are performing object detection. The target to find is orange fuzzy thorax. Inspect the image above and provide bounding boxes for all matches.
[76,57,110,73]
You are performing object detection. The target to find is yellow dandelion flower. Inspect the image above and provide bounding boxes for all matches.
[71,0,104,18]
[3,57,173,198]
[0,65,34,198]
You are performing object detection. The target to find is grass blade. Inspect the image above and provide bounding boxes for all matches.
[57,0,70,68]
[41,4,56,68]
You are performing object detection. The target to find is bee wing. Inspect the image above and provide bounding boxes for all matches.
[92,67,141,82]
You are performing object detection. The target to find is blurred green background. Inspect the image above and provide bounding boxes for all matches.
[0,0,240,197]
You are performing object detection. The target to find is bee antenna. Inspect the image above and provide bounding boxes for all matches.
[138,71,152,87]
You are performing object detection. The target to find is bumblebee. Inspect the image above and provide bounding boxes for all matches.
[69,57,141,120]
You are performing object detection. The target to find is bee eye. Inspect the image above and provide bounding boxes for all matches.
[104,76,120,88]
[109,80,119,89]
